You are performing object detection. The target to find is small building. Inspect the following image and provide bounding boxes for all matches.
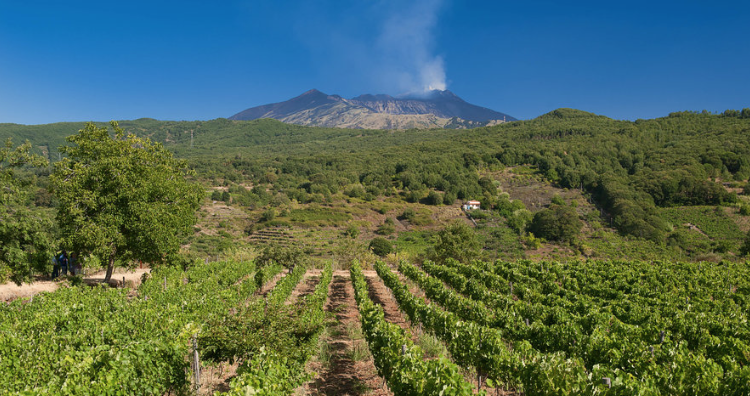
[462,200,481,211]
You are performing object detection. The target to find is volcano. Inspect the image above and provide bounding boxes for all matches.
[229,89,515,129]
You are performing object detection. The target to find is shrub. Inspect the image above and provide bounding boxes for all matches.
[344,224,360,239]
[430,221,482,263]
[260,208,276,222]
[399,208,416,221]
[376,218,396,235]
[551,194,566,206]
[425,190,443,206]
[529,205,582,242]
[369,237,392,257]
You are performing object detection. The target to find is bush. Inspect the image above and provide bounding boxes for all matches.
[529,205,582,243]
[425,190,443,206]
[376,218,396,235]
[551,194,566,206]
[344,224,360,239]
[369,237,393,257]
[430,221,482,263]
[443,191,457,205]
[256,245,308,269]
[260,208,276,222]
[741,231,750,256]
[398,208,416,221]
[345,185,366,198]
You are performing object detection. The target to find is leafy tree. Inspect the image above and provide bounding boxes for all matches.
[51,122,203,282]
[211,190,222,201]
[369,237,392,257]
[398,208,416,221]
[741,230,750,256]
[260,208,276,222]
[528,205,582,243]
[256,245,308,269]
[507,209,533,234]
[0,139,52,284]
[431,221,482,263]
[425,190,443,205]
[443,191,457,205]
[478,176,495,193]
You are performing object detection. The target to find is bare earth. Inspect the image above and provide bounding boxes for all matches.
[305,270,391,396]
[0,267,151,302]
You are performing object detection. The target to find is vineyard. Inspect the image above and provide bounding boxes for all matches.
[1,257,749,395]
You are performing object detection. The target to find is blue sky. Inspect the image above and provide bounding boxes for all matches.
[1,0,748,124]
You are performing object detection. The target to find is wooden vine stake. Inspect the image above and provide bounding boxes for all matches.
[602,377,611,389]
[192,335,201,391]
[509,281,513,296]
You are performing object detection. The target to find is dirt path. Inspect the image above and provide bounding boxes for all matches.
[363,270,412,333]
[288,269,322,305]
[258,268,289,297]
[0,268,150,302]
[306,270,390,396]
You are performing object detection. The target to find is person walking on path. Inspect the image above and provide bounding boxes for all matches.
[51,255,60,279]
[59,250,69,276]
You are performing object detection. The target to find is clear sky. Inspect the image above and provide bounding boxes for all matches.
[1,0,748,124]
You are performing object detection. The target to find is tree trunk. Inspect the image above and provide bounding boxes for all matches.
[104,247,116,283]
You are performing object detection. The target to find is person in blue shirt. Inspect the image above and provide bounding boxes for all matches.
[59,250,69,276]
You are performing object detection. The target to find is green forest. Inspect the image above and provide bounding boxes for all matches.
[2,108,750,283]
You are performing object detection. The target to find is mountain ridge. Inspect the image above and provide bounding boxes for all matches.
[229,89,516,129]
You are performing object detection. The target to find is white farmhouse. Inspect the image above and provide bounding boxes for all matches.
[462,200,481,211]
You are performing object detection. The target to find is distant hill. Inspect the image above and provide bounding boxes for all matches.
[228,89,516,129]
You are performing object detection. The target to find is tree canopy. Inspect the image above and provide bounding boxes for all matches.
[51,122,203,281]
[528,204,583,243]
[0,139,51,284]
[430,221,482,263]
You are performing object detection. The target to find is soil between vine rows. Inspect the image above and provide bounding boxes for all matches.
[304,270,392,396]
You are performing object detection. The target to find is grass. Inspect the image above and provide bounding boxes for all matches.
[315,326,334,369]
[416,331,448,359]
[288,207,352,224]
[347,340,371,362]
[660,206,745,242]
[394,230,434,256]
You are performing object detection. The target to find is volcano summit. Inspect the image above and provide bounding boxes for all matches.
[229,89,516,129]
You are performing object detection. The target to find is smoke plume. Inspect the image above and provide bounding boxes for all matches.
[376,0,447,93]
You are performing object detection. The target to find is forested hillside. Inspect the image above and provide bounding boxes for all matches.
[2,108,750,273]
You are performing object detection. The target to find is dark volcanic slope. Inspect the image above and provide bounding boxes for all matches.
[349,90,515,122]
[229,89,344,121]
[228,89,516,128]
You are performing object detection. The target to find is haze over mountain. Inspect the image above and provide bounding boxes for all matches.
[229,89,516,129]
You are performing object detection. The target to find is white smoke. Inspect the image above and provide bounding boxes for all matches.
[375,0,447,93]
[292,0,448,95]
